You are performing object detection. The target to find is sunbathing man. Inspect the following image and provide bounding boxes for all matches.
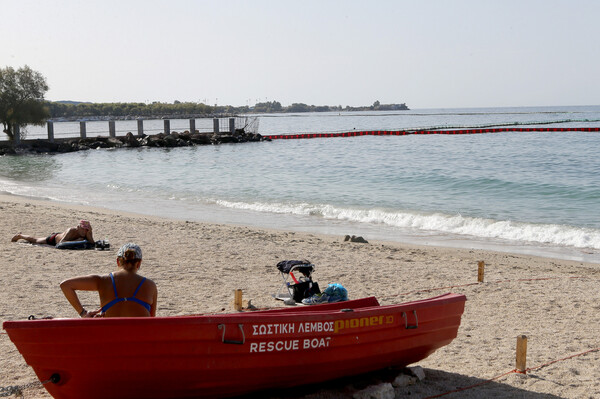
[12,220,94,246]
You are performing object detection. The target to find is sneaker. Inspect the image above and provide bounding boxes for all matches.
[326,295,343,303]
[302,293,330,305]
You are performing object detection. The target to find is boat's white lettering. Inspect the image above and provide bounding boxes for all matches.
[249,337,332,353]
[297,321,334,333]
[251,323,295,336]
[250,315,395,339]
[249,339,300,353]
[303,337,331,349]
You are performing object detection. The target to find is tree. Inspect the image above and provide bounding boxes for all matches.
[286,103,311,113]
[0,65,50,141]
[253,101,283,113]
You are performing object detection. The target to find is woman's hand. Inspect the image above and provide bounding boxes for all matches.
[84,308,104,318]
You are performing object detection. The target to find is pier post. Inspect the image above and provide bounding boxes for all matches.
[213,118,219,134]
[47,121,54,142]
[109,120,116,138]
[229,118,235,135]
[137,119,144,137]
[164,119,170,135]
[13,124,20,146]
[80,121,87,139]
[189,119,196,134]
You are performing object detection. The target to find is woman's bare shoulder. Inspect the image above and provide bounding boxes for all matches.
[141,276,157,290]
[145,276,157,286]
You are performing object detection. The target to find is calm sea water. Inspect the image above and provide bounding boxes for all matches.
[2,106,600,263]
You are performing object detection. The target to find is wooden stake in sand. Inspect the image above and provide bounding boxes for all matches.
[234,289,243,311]
[477,261,485,282]
[516,335,528,374]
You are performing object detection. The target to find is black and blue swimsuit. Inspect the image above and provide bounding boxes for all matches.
[101,273,152,313]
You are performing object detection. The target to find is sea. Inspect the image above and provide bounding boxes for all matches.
[2,106,599,264]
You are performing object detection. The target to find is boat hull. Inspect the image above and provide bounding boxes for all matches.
[3,294,466,399]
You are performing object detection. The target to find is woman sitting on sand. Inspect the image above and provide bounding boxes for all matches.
[60,243,157,318]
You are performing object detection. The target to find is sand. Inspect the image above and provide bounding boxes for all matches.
[1,193,599,398]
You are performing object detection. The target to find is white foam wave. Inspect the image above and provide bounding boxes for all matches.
[214,200,600,250]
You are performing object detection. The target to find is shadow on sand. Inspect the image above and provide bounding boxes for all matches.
[238,367,563,399]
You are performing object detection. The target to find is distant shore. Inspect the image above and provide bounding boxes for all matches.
[45,100,409,121]
[1,193,599,398]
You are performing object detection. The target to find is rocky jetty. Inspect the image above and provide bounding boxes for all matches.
[0,129,267,155]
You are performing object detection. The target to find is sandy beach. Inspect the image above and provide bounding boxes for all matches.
[1,193,599,398]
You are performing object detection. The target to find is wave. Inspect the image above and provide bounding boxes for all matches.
[214,199,600,250]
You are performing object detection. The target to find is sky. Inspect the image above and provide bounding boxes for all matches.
[2,0,599,109]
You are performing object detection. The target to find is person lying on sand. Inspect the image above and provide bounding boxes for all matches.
[60,243,157,318]
[11,219,94,246]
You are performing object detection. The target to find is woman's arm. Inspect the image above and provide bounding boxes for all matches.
[60,275,102,317]
[150,281,158,317]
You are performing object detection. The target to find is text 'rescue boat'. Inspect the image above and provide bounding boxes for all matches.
[3,293,466,399]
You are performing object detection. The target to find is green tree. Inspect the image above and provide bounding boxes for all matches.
[0,65,49,140]
[286,103,311,113]
[253,101,283,113]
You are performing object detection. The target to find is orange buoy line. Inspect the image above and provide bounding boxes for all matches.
[265,127,600,140]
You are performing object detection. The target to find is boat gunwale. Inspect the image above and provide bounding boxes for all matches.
[3,293,466,331]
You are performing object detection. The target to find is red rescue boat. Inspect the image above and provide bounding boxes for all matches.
[3,293,466,399]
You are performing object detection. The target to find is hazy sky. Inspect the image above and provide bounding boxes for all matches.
[2,0,599,109]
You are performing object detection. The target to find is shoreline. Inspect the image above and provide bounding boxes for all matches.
[1,194,600,397]
[3,191,598,266]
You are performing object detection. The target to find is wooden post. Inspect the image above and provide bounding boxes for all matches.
[137,119,144,136]
[189,119,196,134]
[164,119,170,135]
[229,117,235,135]
[47,121,54,142]
[477,261,485,282]
[80,121,87,139]
[13,124,20,146]
[234,289,243,311]
[213,118,219,134]
[109,120,116,137]
[516,335,528,373]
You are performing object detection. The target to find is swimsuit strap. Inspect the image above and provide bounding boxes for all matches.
[127,297,152,312]
[129,278,151,312]
[101,297,124,313]
[132,277,147,297]
[101,273,125,313]
[109,272,119,297]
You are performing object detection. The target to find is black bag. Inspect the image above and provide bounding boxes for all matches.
[288,281,320,302]
[277,260,314,276]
